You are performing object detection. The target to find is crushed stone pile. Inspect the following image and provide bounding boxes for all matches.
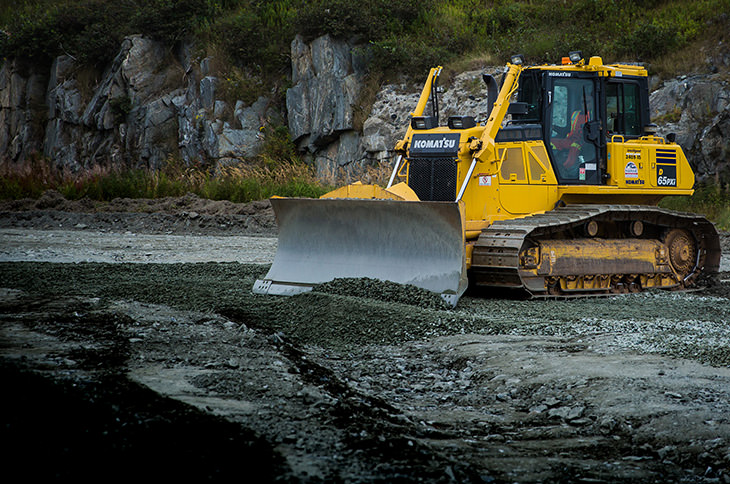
[313,277,452,311]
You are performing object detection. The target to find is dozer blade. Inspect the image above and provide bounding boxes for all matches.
[252,198,468,307]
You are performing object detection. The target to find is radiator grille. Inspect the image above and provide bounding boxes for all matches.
[408,157,458,201]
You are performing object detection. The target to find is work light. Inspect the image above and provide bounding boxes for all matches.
[569,51,583,63]
[447,116,476,130]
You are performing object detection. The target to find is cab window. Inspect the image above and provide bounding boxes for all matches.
[606,82,641,136]
[513,71,542,122]
[551,84,569,129]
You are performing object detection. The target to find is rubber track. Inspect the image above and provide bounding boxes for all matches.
[470,205,721,296]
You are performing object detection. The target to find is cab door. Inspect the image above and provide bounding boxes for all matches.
[603,77,653,187]
[545,75,603,185]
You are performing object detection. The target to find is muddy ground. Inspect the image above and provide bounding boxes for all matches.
[1,192,730,483]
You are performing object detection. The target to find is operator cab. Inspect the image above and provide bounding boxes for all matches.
[510,53,651,185]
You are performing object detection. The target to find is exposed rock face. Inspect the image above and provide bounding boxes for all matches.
[0,58,47,163]
[651,74,730,184]
[0,35,278,171]
[5,36,187,170]
[286,34,368,183]
[284,33,503,184]
[1,33,728,187]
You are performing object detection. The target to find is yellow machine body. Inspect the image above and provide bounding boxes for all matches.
[390,58,695,237]
[254,56,720,306]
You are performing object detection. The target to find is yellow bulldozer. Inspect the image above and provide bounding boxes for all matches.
[253,52,721,307]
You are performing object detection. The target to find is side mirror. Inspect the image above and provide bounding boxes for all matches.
[666,132,677,143]
[583,120,601,142]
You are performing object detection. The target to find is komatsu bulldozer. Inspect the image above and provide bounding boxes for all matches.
[253,52,721,307]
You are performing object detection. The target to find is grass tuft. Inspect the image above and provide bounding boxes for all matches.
[0,154,328,203]
[660,183,730,230]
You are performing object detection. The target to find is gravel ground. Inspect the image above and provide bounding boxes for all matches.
[0,229,277,264]
[1,193,730,483]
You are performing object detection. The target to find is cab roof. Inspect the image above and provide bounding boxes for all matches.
[525,56,648,78]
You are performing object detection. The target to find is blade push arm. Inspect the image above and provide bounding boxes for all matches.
[456,62,522,201]
[393,66,443,153]
[470,62,523,162]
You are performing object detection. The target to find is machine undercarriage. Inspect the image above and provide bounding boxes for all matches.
[471,205,721,296]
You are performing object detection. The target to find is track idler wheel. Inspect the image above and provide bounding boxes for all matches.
[664,229,696,277]
[584,220,599,237]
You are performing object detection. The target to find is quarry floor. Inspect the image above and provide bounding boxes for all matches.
[1,193,729,483]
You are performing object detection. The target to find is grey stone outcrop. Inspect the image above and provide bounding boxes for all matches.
[0,58,47,163]
[286,35,367,183]
[651,74,730,183]
[360,68,502,166]
[284,36,503,184]
[0,35,277,171]
[1,33,728,187]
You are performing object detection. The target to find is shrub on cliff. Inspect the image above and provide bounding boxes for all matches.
[2,0,728,75]
[0,0,216,65]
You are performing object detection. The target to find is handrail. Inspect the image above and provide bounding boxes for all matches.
[397,158,409,179]
[386,154,403,188]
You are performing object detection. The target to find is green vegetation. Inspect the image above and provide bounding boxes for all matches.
[0,156,327,203]
[654,106,683,124]
[2,0,727,107]
[3,0,728,76]
[660,184,730,230]
[0,0,216,66]
[0,125,329,203]
[109,95,132,122]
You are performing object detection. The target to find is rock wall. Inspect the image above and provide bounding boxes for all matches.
[1,33,728,186]
[286,34,367,183]
[651,74,730,184]
[0,58,47,164]
[362,68,502,164]
[0,35,279,171]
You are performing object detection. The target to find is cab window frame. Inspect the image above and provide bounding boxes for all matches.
[604,78,648,139]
